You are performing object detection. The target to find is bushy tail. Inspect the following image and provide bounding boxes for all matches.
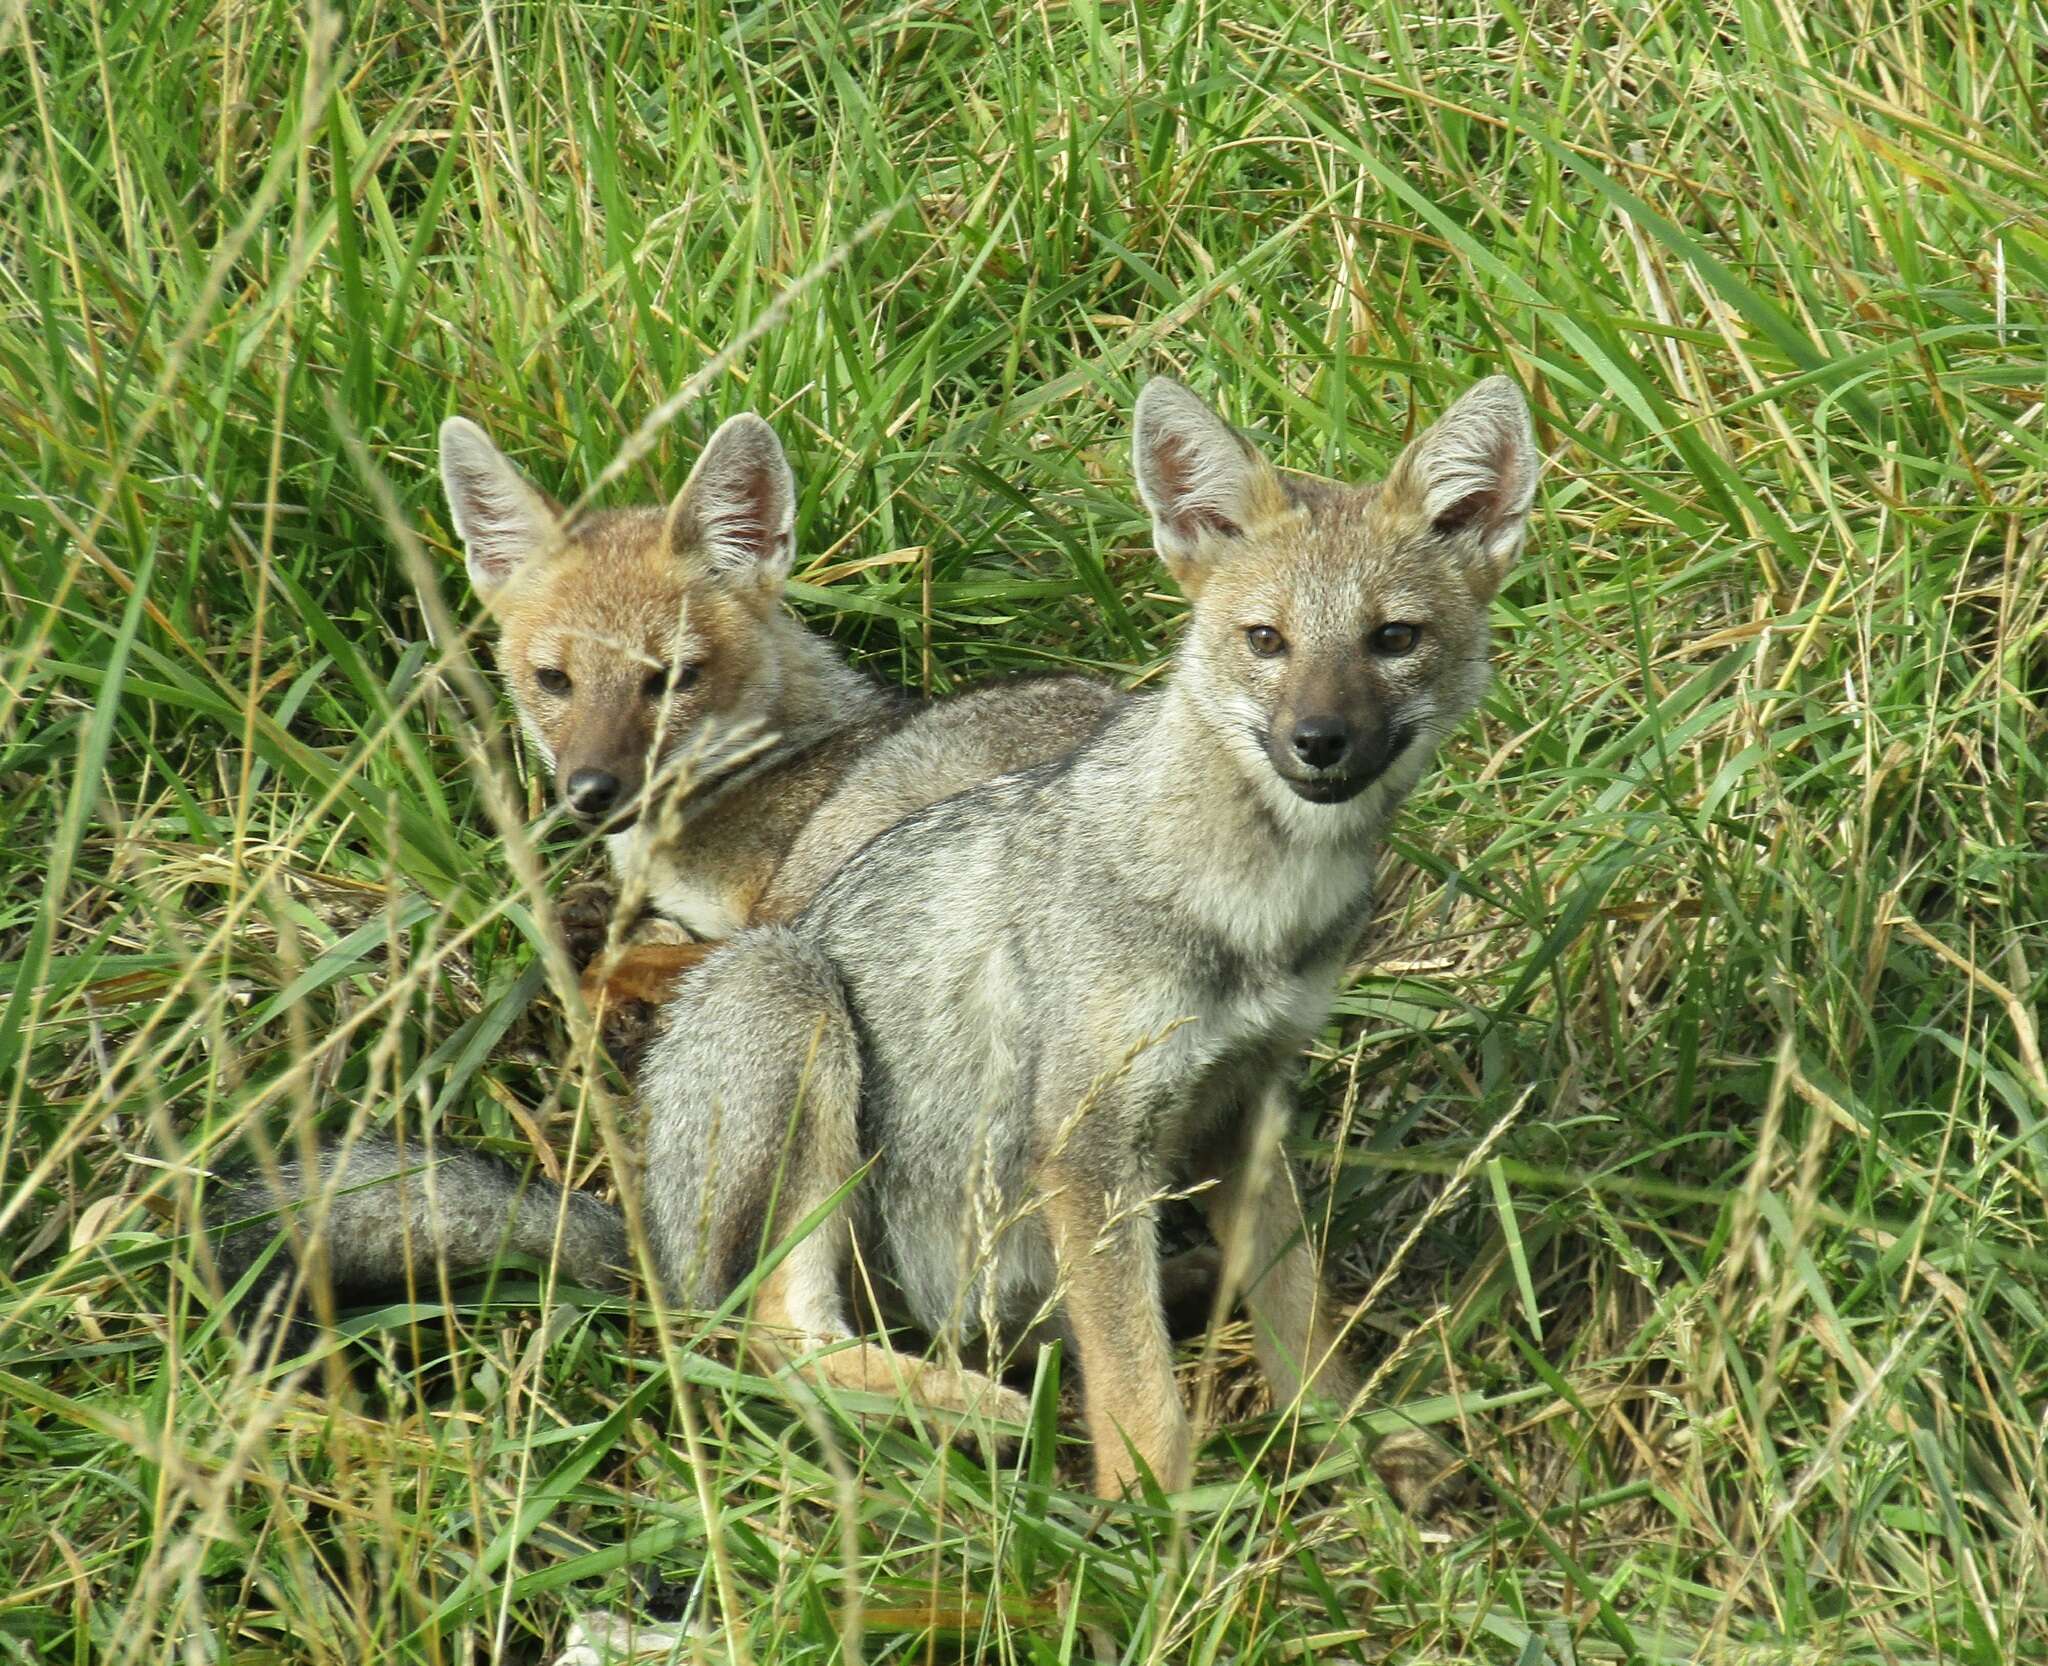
[208,1135,630,1312]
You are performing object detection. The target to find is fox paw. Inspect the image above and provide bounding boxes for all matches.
[592,995,662,1082]
[578,941,720,1081]
[630,915,696,949]
[1370,1426,1461,1515]
[918,1375,1032,1458]
[558,880,621,972]
[968,1380,1033,1429]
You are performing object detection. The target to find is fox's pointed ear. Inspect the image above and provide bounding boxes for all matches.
[1133,379,1285,593]
[668,414,796,590]
[439,417,564,596]
[1382,376,1540,600]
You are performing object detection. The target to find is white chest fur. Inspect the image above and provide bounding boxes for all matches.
[606,831,747,941]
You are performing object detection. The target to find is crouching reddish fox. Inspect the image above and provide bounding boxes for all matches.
[436,407,1115,1013]
[211,374,1540,1501]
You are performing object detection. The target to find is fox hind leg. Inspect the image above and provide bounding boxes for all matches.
[639,929,1026,1429]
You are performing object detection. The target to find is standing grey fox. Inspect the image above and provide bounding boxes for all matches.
[216,375,1537,1500]
[436,410,1114,1008]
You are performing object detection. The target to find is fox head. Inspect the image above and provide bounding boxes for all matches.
[438,414,802,830]
[1134,375,1538,820]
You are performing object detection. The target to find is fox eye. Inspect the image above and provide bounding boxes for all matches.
[535,667,572,696]
[1370,622,1420,656]
[647,662,701,699]
[1245,625,1287,658]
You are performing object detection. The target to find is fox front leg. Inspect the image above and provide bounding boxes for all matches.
[576,926,719,1078]
[1039,1151,1191,1497]
[1200,1083,1455,1512]
[1199,1085,1361,1410]
[580,938,720,1009]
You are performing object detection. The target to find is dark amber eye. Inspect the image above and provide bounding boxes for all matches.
[1371,622,1420,656]
[535,667,572,696]
[1245,625,1286,658]
[645,662,701,699]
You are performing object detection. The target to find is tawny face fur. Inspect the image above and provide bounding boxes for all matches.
[1135,376,1538,811]
[488,509,782,827]
[439,413,800,829]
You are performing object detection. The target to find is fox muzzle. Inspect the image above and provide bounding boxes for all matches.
[1268,716,1416,804]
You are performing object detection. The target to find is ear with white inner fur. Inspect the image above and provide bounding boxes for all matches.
[1387,375,1541,597]
[1132,378,1279,588]
[668,414,797,588]
[439,417,564,596]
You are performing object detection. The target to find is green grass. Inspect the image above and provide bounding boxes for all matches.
[4,0,2045,1660]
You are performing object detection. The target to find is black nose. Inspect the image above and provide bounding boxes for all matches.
[564,769,621,818]
[1290,717,1351,771]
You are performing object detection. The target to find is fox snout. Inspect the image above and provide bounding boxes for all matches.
[1268,710,1417,804]
[1288,716,1349,771]
[564,767,631,820]
[555,727,651,828]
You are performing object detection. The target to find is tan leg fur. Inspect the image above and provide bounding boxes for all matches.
[582,939,721,1010]
[1202,1088,1457,1512]
[1042,1165,1191,1497]
[1202,1095,1359,1409]
[746,1260,1030,1426]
